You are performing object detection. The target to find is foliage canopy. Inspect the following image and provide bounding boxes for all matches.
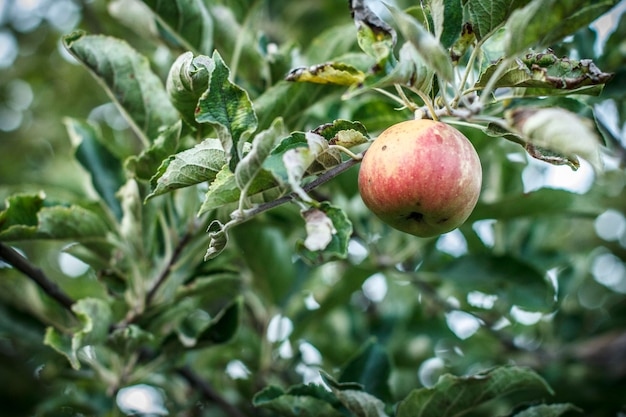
[1,0,626,416]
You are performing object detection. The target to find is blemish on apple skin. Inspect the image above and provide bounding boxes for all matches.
[382,145,387,151]
[407,212,424,222]
[437,218,449,224]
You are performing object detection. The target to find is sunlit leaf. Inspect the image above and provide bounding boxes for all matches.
[195,50,258,171]
[301,207,337,252]
[297,202,352,265]
[63,32,178,145]
[396,366,553,417]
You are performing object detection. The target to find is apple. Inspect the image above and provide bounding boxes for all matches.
[358,119,482,237]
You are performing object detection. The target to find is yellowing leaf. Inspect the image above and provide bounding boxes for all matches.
[286,62,365,86]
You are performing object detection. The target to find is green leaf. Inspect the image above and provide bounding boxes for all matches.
[125,120,182,180]
[339,340,392,403]
[253,384,346,417]
[62,32,178,145]
[360,41,434,93]
[301,207,337,252]
[450,23,476,63]
[195,50,258,171]
[108,324,155,356]
[235,117,287,196]
[147,138,227,199]
[513,403,581,417]
[505,0,618,56]
[311,119,370,147]
[431,0,463,48]
[465,0,532,40]
[320,373,389,417]
[476,52,613,92]
[44,298,112,369]
[286,62,366,86]
[254,81,337,131]
[200,297,241,345]
[440,254,556,312]
[189,297,241,348]
[333,390,389,417]
[117,179,143,254]
[350,0,397,64]
[396,366,553,417]
[0,195,111,242]
[297,202,353,265]
[198,166,283,215]
[266,132,342,202]
[469,188,602,221]
[386,5,454,83]
[231,225,295,306]
[0,192,44,236]
[204,220,229,260]
[506,107,603,171]
[65,118,125,219]
[166,52,213,128]
[142,0,213,54]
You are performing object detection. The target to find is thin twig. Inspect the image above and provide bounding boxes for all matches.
[177,365,249,417]
[0,242,76,315]
[145,221,200,306]
[242,154,363,219]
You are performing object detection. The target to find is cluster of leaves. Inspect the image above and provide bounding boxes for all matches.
[0,0,625,416]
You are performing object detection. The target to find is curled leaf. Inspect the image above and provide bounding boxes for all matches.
[506,107,603,171]
[167,52,213,127]
[204,220,229,260]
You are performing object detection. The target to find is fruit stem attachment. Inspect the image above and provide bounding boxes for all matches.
[329,144,364,161]
[407,86,438,121]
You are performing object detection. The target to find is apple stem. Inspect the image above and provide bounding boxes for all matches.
[409,86,438,121]
[329,145,364,161]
